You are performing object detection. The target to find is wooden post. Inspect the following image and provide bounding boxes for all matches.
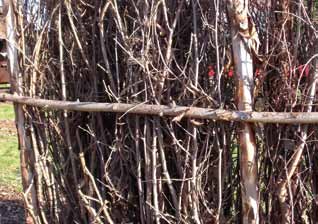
[5,0,39,223]
[228,1,259,223]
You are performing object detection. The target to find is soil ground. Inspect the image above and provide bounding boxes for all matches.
[0,185,25,224]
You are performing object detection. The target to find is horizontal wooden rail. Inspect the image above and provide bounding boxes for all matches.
[1,93,318,124]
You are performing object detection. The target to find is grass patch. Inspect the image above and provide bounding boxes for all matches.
[0,83,10,89]
[0,103,20,191]
[0,135,20,190]
[0,103,15,120]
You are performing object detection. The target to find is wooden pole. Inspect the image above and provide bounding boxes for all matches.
[2,93,318,124]
[5,0,39,223]
[228,1,259,223]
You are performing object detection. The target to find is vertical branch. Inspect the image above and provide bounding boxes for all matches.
[292,0,302,59]
[157,0,184,99]
[143,119,153,223]
[58,2,78,187]
[190,126,201,224]
[99,2,116,95]
[29,122,48,224]
[190,1,201,223]
[152,124,160,224]
[192,0,199,87]
[214,0,222,104]
[215,125,224,222]
[156,118,179,217]
[64,0,90,69]
[135,117,145,224]
[228,1,259,223]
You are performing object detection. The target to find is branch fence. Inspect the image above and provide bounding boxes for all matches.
[4,0,318,223]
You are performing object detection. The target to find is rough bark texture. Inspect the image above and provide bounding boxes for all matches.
[228,1,259,223]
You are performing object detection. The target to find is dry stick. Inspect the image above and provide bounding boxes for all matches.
[192,0,199,87]
[22,177,38,223]
[28,13,54,221]
[164,121,191,221]
[190,127,201,224]
[45,123,61,222]
[64,0,90,69]
[215,125,224,222]
[156,118,179,218]
[36,133,53,221]
[77,134,114,224]
[110,0,127,43]
[29,14,50,97]
[114,31,120,98]
[228,1,259,223]
[50,167,59,222]
[278,58,318,223]
[59,4,85,221]
[99,1,117,95]
[30,6,58,220]
[143,119,153,223]
[29,123,49,224]
[191,1,201,223]
[6,1,40,223]
[81,159,114,224]
[77,189,103,224]
[157,0,184,95]
[91,4,109,210]
[292,0,302,60]
[92,4,109,205]
[135,117,146,224]
[214,0,225,218]
[58,3,78,190]
[87,135,97,220]
[111,1,126,95]
[214,0,222,104]
[152,125,160,224]
[4,93,318,123]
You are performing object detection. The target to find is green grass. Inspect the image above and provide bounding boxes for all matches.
[0,103,20,191]
[0,135,20,190]
[0,103,15,120]
[0,83,10,89]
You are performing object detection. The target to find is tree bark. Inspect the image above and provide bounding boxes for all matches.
[228,1,259,223]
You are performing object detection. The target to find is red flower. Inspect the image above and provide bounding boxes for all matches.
[208,70,215,77]
[298,64,310,77]
[298,65,304,73]
[255,68,260,76]
[208,66,215,77]
[228,69,234,77]
[305,66,310,77]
